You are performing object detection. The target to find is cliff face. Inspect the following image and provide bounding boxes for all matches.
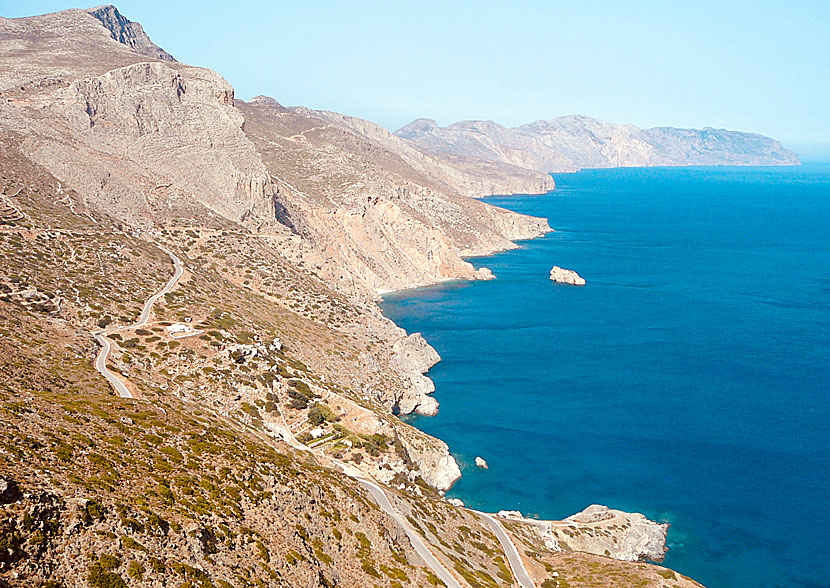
[236,97,551,295]
[396,114,800,172]
[1,8,278,231]
[87,5,176,62]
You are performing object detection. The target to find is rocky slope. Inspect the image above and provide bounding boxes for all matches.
[0,6,707,588]
[88,5,175,62]
[236,97,550,295]
[396,115,800,172]
[497,504,668,563]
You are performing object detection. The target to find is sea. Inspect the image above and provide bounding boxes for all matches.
[380,164,830,588]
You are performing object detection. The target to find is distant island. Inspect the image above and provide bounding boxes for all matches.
[395,115,800,174]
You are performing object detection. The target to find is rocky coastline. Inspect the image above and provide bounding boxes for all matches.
[376,218,671,564]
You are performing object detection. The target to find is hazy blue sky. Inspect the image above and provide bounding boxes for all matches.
[3,1,829,155]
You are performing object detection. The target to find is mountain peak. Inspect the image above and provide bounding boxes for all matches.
[395,118,438,136]
[87,4,175,62]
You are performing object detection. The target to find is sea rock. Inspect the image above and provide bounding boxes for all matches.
[549,266,586,285]
[475,267,495,281]
[551,504,668,562]
[474,456,488,469]
[418,452,462,492]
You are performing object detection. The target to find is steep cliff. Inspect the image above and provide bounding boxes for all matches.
[236,97,551,295]
[88,4,176,62]
[396,115,800,172]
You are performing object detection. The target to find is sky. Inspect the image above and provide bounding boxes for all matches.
[3,1,829,156]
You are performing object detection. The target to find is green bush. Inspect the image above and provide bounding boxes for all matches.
[308,404,335,426]
[127,561,145,580]
[98,554,121,570]
[88,563,126,588]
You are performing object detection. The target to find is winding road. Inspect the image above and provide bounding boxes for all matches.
[93,246,183,399]
[475,510,536,588]
[92,245,535,587]
[273,396,466,587]
[355,474,464,588]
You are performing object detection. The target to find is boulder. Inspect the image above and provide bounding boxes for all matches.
[549,266,586,285]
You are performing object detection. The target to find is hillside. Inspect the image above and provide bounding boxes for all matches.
[395,115,800,173]
[1,6,708,588]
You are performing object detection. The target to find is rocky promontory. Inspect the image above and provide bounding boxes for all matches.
[500,504,669,563]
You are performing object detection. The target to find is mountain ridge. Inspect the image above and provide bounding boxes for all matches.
[395,114,800,172]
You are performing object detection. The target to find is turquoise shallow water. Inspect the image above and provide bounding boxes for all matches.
[380,165,830,588]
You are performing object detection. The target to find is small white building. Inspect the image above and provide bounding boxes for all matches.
[166,323,193,335]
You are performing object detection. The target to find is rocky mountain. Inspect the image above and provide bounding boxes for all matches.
[396,115,800,173]
[237,97,550,294]
[88,5,175,62]
[0,6,707,588]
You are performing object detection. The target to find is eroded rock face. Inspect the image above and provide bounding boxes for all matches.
[554,504,668,562]
[418,449,462,491]
[36,61,278,228]
[390,333,441,416]
[87,5,176,62]
[550,266,586,285]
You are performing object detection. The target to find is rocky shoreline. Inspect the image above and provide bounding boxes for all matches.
[379,237,670,563]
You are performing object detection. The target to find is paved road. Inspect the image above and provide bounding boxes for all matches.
[475,510,537,588]
[136,247,183,326]
[93,247,183,399]
[273,392,463,588]
[347,471,464,588]
[93,333,132,398]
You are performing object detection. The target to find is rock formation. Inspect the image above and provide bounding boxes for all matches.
[88,5,175,62]
[504,504,669,563]
[474,456,488,469]
[550,266,586,285]
[396,115,800,172]
[555,504,669,562]
[390,333,442,416]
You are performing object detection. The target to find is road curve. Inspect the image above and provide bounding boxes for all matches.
[93,246,183,399]
[274,405,463,587]
[93,333,133,398]
[136,246,183,326]
[475,510,537,588]
[352,475,463,588]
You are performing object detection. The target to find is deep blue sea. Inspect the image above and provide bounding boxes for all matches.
[380,165,830,588]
